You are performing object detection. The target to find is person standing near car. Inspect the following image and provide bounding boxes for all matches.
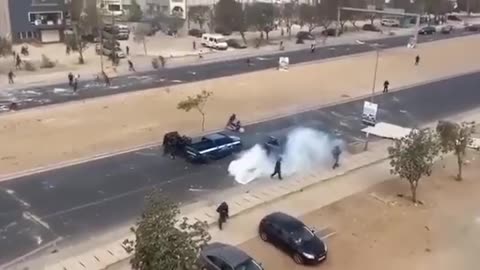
[192,40,196,50]
[271,158,283,180]
[310,39,316,53]
[216,201,229,230]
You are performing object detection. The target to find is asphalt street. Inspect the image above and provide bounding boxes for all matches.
[1,71,480,266]
[0,30,477,112]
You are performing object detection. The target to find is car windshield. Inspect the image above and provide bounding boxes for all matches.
[235,259,263,270]
[291,226,315,244]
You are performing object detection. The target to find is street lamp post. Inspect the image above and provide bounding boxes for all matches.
[371,47,379,102]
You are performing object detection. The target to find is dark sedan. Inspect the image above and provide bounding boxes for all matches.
[199,242,263,270]
[258,212,328,265]
[418,25,436,35]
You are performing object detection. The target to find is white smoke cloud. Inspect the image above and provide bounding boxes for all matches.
[228,127,345,185]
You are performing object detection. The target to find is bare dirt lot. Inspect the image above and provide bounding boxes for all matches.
[239,151,480,270]
[0,35,479,175]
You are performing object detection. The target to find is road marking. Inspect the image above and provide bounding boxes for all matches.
[5,189,30,207]
[23,211,50,230]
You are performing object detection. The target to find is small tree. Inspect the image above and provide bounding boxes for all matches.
[436,121,475,181]
[299,3,318,32]
[127,192,211,270]
[129,0,143,22]
[282,3,297,39]
[68,12,90,64]
[188,6,211,30]
[134,23,152,55]
[388,128,440,203]
[177,90,213,131]
[245,2,275,40]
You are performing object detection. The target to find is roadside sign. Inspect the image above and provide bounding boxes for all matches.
[278,57,289,71]
[362,101,378,126]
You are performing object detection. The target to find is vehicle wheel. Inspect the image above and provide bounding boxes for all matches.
[259,231,268,242]
[293,253,304,265]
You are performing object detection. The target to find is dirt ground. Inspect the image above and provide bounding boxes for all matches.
[0,35,479,176]
[239,151,480,270]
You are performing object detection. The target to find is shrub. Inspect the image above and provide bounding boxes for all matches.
[40,54,56,68]
[24,60,36,71]
[0,36,12,57]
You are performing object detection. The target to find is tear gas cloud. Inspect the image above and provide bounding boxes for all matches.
[228,127,345,185]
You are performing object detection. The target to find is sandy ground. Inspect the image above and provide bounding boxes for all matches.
[239,150,480,270]
[0,35,479,176]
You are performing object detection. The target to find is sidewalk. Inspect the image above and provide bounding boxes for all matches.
[18,106,480,270]
[0,34,478,176]
[0,25,413,91]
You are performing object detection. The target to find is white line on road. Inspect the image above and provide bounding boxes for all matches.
[23,211,50,230]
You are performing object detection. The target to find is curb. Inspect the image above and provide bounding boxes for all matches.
[1,67,479,182]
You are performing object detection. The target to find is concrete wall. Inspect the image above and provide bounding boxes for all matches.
[0,0,12,39]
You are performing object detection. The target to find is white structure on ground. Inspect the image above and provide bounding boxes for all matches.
[362,122,414,140]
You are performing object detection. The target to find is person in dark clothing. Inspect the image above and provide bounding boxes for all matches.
[216,202,229,230]
[126,45,130,56]
[332,145,342,169]
[73,74,79,92]
[15,54,22,70]
[192,40,196,50]
[159,55,165,68]
[128,60,135,72]
[9,102,18,111]
[310,40,316,53]
[246,58,251,66]
[415,55,420,65]
[103,71,111,86]
[8,70,15,84]
[271,158,283,180]
[68,72,74,86]
[383,80,390,93]
[66,46,71,55]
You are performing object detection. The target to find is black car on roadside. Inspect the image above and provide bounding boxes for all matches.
[465,24,480,31]
[198,242,264,270]
[321,28,343,36]
[226,39,247,49]
[296,31,314,40]
[362,24,381,32]
[258,212,328,265]
[188,28,205,38]
[440,25,454,34]
[418,25,436,35]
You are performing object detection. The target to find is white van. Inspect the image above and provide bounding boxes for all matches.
[201,34,228,50]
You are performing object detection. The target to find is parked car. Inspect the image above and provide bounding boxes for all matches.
[418,25,436,35]
[188,28,205,38]
[447,14,462,21]
[441,25,454,34]
[226,39,247,49]
[95,44,126,58]
[167,29,178,36]
[465,24,480,31]
[321,28,342,36]
[198,242,263,270]
[259,212,328,265]
[362,24,381,32]
[296,31,314,40]
[201,33,229,50]
[381,18,400,27]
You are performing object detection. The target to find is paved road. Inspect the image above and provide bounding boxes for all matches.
[1,72,480,266]
[0,30,477,112]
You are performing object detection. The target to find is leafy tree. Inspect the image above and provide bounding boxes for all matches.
[456,0,480,13]
[67,12,90,64]
[436,121,476,181]
[129,0,143,22]
[299,3,319,32]
[214,0,247,42]
[420,0,454,14]
[245,2,275,40]
[388,128,440,203]
[133,23,152,55]
[281,3,297,38]
[177,90,213,131]
[126,192,211,270]
[188,6,211,30]
[0,36,12,57]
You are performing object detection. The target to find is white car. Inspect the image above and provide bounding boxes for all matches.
[381,19,400,27]
[201,33,228,50]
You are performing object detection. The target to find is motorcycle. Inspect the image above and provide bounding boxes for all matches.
[226,120,245,133]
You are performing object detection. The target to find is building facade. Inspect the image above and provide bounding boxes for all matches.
[0,0,71,43]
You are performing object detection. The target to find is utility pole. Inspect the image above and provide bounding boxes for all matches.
[371,47,379,102]
[336,7,341,37]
